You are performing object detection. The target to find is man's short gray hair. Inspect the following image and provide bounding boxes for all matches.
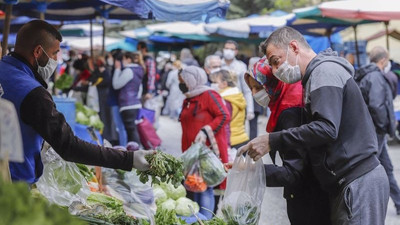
[204,55,221,69]
[369,46,388,63]
[259,26,311,55]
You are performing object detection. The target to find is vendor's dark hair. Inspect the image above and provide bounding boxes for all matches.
[15,20,62,52]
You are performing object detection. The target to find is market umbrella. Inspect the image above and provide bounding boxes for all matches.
[319,0,400,51]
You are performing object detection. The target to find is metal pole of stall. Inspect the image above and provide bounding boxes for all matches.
[90,19,94,58]
[353,25,361,67]
[384,21,390,50]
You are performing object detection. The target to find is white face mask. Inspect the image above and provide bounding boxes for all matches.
[210,67,221,74]
[223,49,235,60]
[107,58,114,66]
[253,89,270,108]
[210,83,219,91]
[274,47,301,84]
[36,46,57,83]
[384,61,391,74]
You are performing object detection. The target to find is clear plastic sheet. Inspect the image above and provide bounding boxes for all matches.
[36,148,90,207]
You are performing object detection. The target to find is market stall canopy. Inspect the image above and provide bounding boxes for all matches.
[319,0,400,21]
[204,14,290,38]
[3,0,147,21]
[288,6,372,36]
[62,36,121,51]
[99,0,230,22]
[60,23,103,37]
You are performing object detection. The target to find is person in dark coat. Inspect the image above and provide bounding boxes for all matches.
[354,46,400,215]
[244,57,331,225]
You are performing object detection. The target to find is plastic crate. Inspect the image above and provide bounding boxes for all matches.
[53,96,76,128]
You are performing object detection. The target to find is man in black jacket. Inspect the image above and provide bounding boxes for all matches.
[0,20,154,184]
[355,46,400,215]
[239,27,389,225]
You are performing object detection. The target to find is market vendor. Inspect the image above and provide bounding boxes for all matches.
[0,20,154,184]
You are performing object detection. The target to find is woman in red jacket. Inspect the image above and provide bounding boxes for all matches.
[179,66,230,220]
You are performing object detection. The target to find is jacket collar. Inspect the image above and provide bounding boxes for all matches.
[9,52,48,89]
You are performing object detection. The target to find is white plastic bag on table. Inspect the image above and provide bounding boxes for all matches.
[221,154,266,225]
[102,168,155,225]
[36,148,90,207]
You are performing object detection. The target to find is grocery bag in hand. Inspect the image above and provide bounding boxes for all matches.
[137,117,161,149]
[221,154,266,225]
[180,143,227,188]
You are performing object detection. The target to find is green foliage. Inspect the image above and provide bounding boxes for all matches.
[0,180,86,225]
[154,208,187,225]
[227,0,274,18]
[75,102,104,131]
[136,150,185,188]
[55,74,73,90]
[192,217,227,225]
[87,192,123,210]
[274,0,310,12]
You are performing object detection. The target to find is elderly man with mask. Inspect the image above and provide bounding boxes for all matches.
[221,40,254,121]
[239,26,389,225]
[0,20,154,184]
[204,54,222,84]
[355,46,400,215]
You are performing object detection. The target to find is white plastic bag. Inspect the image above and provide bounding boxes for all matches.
[36,148,90,207]
[221,154,266,225]
[87,85,99,112]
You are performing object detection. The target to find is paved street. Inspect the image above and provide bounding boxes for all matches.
[157,115,400,225]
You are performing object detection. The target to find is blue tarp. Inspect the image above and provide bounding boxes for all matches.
[305,33,342,53]
[100,0,230,22]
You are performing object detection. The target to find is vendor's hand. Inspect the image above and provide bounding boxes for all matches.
[237,133,270,161]
[195,130,207,144]
[246,112,255,121]
[114,60,121,69]
[133,150,156,171]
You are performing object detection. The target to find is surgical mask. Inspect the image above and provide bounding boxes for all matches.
[179,83,189,93]
[210,83,219,91]
[253,89,270,107]
[384,62,391,74]
[36,46,58,83]
[210,67,221,74]
[107,58,114,66]
[223,49,235,60]
[274,47,301,84]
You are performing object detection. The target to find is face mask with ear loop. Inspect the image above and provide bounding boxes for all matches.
[35,46,58,84]
[274,46,301,84]
[253,89,270,107]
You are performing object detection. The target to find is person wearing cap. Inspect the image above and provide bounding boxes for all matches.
[178,65,230,220]
[243,57,330,224]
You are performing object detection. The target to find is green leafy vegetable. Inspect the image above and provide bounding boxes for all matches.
[55,74,73,90]
[87,192,123,209]
[175,197,199,217]
[221,202,259,225]
[154,208,187,225]
[136,150,184,188]
[160,182,186,200]
[159,198,176,211]
[0,179,86,225]
[192,217,227,225]
[75,102,104,130]
[76,163,96,182]
[153,186,168,204]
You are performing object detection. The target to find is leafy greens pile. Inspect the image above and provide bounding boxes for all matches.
[136,150,184,188]
[0,180,86,225]
[75,102,104,131]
